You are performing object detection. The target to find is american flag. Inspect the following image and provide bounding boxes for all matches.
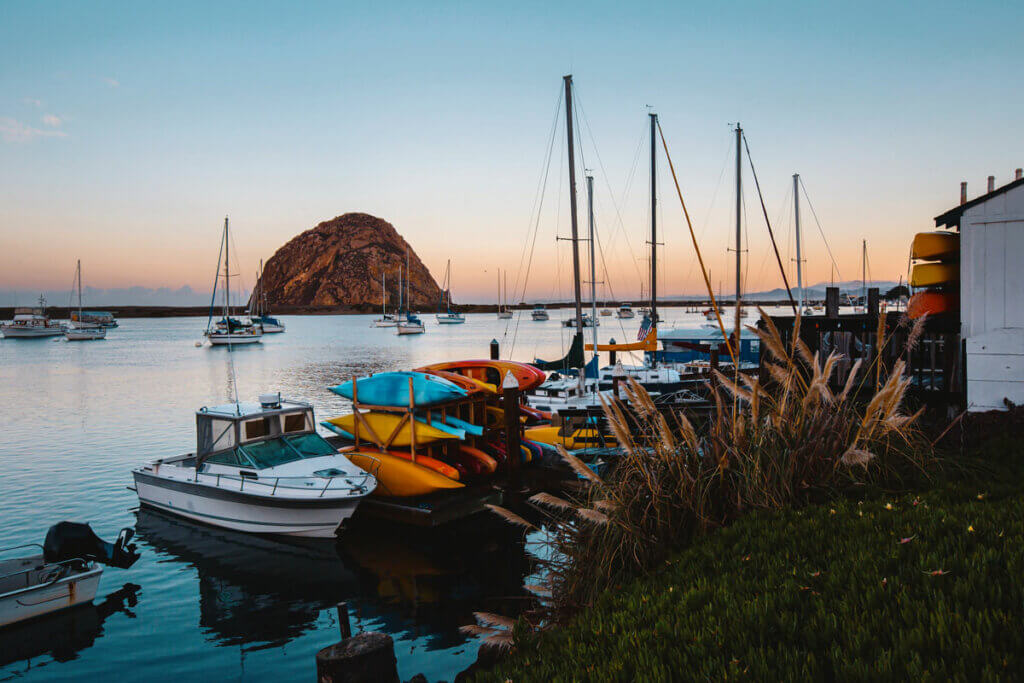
[637,315,653,341]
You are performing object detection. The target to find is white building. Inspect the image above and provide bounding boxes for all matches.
[935,172,1024,411]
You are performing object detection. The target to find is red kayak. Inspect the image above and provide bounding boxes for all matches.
[415,360,546,392]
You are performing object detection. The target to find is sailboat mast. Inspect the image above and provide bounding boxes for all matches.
[793,174,804,311]
[586,174,598,361]
[649,112,658,322]
[734,123,742,307]
[862,239,867,304]
[77,259,83,321]
[406,249,410,313]
[563,75,584,334]
[223,217,230,319]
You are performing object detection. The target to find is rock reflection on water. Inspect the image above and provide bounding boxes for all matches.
[133,509,533,660]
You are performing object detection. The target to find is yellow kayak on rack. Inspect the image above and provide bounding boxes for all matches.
[910,262,959,287]
[346,450,464,498]
[911,231,959,261]
[326,413,457,447]
[524,425,615,450]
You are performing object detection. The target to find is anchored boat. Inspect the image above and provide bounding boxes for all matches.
[132,394,376,537]
[65,260,106,341]
[1,296,64,338]
[205,217,263,346]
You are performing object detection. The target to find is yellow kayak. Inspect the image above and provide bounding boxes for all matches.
[911,231,959,261]
[346,450,463,498]
[326,412,457,447]
[524,425,615,450]
[910,262,959,287]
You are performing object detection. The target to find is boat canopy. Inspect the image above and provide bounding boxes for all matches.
[195,400,315,463]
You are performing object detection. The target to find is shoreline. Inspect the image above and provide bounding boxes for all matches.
[0,299,801,319]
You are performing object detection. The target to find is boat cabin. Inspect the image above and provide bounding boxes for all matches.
[195,395,336,470]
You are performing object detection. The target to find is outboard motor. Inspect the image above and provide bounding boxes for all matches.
[43,522,141,569]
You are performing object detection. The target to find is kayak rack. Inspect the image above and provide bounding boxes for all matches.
[345,374,501,464]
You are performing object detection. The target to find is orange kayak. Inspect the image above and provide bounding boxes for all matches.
[380,449,461,481]
[907,290,958,319]
[422,369,496,394]
[458,445,497,474]
[415,360,546,392]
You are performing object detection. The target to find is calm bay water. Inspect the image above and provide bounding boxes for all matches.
[0,309,727,681]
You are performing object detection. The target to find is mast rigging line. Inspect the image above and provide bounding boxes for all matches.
[797,176,844,285]
[656,120,737,366]
[741,132,798,314]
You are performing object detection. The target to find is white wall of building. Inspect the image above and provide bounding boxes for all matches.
[960,182,1024,411]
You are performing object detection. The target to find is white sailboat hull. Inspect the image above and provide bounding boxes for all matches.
[260,323,285,333]
[133,472,361,538]
[396,323,425,335]
[0,558,102,627]
[436,315,465,324]
[496,312,513,319]
[207,332,263,345]
[65,327,107,341]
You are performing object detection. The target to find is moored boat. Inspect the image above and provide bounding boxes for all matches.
[616,303,636,319]
[65,260,106,341]
[132,394,375,537]
[205,217,263,346]
[531,304,549,321]
[1,297,64,338]
[396,314,426,335]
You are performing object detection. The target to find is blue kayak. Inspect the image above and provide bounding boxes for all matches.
[330,371,467,407]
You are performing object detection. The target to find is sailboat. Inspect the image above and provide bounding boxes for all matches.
[396,249,425,335]
[792,174,814,317]
[373,269,401,327]
[65,260,106,341]
[250,259,285,333]
[496,269,513,319]
[435,260,465,324]
[205,217,262,346]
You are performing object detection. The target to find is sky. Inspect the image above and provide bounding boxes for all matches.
[1,0,1022,304]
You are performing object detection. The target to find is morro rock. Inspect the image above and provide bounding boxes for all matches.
[255,213,443,310]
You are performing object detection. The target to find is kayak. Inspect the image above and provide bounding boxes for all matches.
[346,450,463,497]
[377,448,461,481]
[330,371,466,407]
[415,360,547,392]
[325,412,459,447]
[907,290,958,319]
[911,231,959,261]
[421,369,497,395]
[910,262,959,287]
[458,445,498,474]
[524,425,615,450]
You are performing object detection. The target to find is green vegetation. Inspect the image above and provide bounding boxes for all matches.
[480,435,1024,681]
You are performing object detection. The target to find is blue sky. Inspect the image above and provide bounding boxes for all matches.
[1,0,1021,302]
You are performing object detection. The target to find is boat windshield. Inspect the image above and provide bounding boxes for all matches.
[239,438,304,469]
[285,433,338,458]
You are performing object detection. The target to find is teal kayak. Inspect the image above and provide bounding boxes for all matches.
[330,371,467,407]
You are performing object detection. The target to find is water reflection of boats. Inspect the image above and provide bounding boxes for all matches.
[0,582,139,670]
[134,509,532,653]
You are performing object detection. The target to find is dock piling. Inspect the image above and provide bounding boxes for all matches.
[502,371,521,487]
[490,339,499,360]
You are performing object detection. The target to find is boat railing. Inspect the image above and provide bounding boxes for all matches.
[199,470,374,498]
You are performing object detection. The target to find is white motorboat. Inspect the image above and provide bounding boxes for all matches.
[204,217,262,346]
[616,303,636,319]
[0,523,138,628]
[132,394,376,538]
[1,297,64,338]
[396,314,425,335]
[436,312,465,324]
[531,305,549,321]
[65,260,107,341]
[373,313,402,328]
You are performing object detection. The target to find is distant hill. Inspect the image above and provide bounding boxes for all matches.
[254,213,442,309]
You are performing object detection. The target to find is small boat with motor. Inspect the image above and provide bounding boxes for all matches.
[204,217,263,346]
[563,313,598,328]
[531,304,549,321]
[1,522,138,628]
[1,296,64,338]
[616,303,636,319]
[132,394,376,537]
[65,260,107,341]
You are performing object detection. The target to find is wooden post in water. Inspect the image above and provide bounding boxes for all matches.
[867,288,880,318]
[608,340,617,367]
[490,338,499,360]
[316,632,399,683]
[502,371,521,487]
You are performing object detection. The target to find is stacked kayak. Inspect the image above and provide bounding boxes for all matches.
[325,365,549,498]
[908,231,960,319]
